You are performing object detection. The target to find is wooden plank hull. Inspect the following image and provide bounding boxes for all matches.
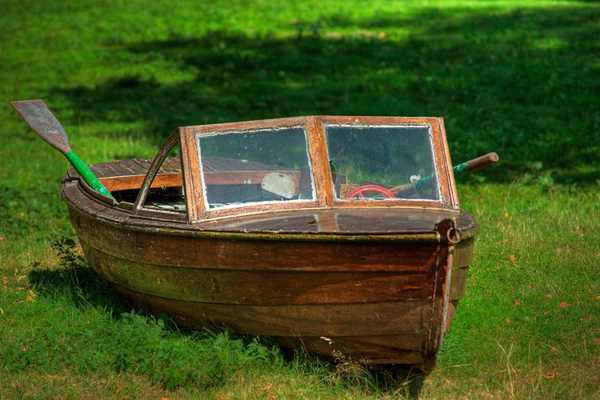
[66,201,475,371]
[9,101,487,374]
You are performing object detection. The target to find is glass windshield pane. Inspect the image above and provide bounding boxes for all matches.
[197,127,314,209]
[325,125,440,201]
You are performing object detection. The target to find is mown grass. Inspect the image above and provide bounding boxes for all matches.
[1,0,599,398]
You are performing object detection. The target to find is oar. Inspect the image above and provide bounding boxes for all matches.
[393,152,499,196]
[11,100,115,201]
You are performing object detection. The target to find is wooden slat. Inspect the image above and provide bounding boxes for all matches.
[132,158,153,174]
[307,116,334,207]
[180,127,205,220]
[163,157,182,172]
[73,213,441,272]
[110,282,437,337]
[120,160,143,175]
[91,162,118,178]
[204,170,300,186]
[100,173,182,192]
[82,244,435,305]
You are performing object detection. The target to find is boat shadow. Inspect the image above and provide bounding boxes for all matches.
[28,246,126,315]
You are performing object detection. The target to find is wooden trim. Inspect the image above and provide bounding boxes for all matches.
[437,118,459,209]
[181,116,325,221]
[101,170,302,193]
[204,170,300,188]
[101,173,183,192]
[320,116,435,125]
[127,207,186,222]
[307,116,334,207]
[200,200,320,220]
[429,119,451,209]
[76,177,116,206]
[186,116,307,134]
[180,127,206,221]
[135,115,462,222]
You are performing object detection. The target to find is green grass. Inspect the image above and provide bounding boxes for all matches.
[1,0,599,398]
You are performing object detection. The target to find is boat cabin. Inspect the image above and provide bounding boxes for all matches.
[84,116,460,224]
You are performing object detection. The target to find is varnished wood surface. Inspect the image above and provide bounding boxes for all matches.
[110,282,440,337]
[72,210,442,270]
[101,173,182,192]
[205,208,478,235]
[82,243,437,305]
[74,205,469,304]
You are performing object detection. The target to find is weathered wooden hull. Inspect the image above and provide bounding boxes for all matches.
[11,99,486,374]
[64,178,476,371]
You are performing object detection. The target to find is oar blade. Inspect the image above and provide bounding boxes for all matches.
[11,99,72,154]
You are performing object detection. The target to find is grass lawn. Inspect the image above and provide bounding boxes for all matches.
[1,0,599,398]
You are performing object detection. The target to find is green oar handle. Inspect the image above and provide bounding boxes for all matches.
[399,152,499,193]
[11,99,116,202]
[65,151,115,200]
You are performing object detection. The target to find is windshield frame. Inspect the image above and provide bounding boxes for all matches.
[179,116,459,222]
[319,116,457,210]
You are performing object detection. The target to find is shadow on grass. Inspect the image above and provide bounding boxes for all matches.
[28,239,125,313]
[51,6,600,183]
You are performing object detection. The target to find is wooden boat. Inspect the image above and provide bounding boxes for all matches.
[13,100,497,373]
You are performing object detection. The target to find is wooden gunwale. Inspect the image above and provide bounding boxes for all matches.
[64,179,479,241]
